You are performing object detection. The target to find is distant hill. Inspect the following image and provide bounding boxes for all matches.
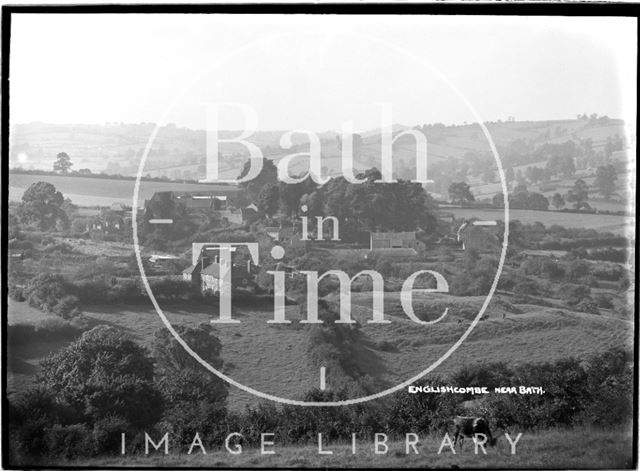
[9,117,628,182]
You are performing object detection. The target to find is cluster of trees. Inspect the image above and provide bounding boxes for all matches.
[9,323,228,461]
[240,159,439,237]
[491,175,618,212]
[492,184,549,210]
[14,182,72,231]
[8,327,631,462]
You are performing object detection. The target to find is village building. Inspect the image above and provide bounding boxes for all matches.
[457,221,501,252]
[369,231,422,256]
[182,243,255,294]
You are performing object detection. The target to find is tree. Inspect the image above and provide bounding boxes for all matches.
[492,192,504,208]
[53,152,73,174]
[142,191,194,247]
[551,193,565,209]
[505,167,515,183]
[23,273,69,312]
[39,326,163,427]
[513,183,528,194]
[153,323,227,406]
[566,179,589,209]
[448,182,475,205]
[526,192,549,210]
[560,155,575,178]
[595,165,617,199]
[258,183,280,217]
[482,167,495,183]
[153,324,228,444]
[239,158,278,204]
[17,182,68,231]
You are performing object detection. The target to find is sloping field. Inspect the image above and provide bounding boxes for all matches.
[447,207,633,235]
[7,291,631,411]
[8,173,237,207]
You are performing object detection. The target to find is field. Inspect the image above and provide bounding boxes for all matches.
[447,207,633,235]
[7,291,633,411]
[39,427,634,469]
[8,173,237,207]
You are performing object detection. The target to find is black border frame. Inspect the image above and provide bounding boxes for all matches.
[1,3,638,470]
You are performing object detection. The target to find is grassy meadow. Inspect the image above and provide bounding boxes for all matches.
[8,173,236,207]
[47,427,634,469]
[448,207,633,235]
[7,291,633,411]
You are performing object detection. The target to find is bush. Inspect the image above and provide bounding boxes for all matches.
[514,278,540,296]
[51,295,82,319]
[24,273,70,312]
[8,239,34,250]
[576,297,599,314]
[7,318,86,346]
[39,326,162,428]
[595,293,614,309]
[45,424,91,459]
[8,284,25,302]
[91,416,130,455]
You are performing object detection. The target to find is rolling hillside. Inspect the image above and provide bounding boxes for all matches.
[8,291,632,411]
[9,118,629,180]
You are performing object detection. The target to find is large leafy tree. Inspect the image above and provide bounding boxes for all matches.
[238,157,278,204]
[566,179,589,209]
[595,165,617,199]
[53,152,73,174]
[448,181,475,205]
[142,192,194,248]
[153,324,228,444]
[551,192,565,209]
[39,326,163,427]
[257,183,280,217]
[17,181,68,230]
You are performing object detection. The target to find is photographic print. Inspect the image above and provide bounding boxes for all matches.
[1,6,637,469]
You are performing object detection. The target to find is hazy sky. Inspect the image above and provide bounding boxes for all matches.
[9,14,637,131]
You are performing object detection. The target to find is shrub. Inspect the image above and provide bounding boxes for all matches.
[576,297,599,314]
[45,424,91,459]
[91,416,130,455]
[595,293,614,309]
[560,283,590,305]
[8,239,34,250]
[8,284,25,302]
[7,318,86,346]
[39,325,162,428]
[514,278,540,296]
[51,295,82,319]
[24,273,70,312]
[565,259,591,281]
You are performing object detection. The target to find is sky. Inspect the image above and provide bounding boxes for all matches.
[9,14,637,132]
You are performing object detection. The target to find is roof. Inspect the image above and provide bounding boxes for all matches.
[371,231,416,240]
[183,199,215,209]
[201,263,232,279]
[182,264,201,275]
[201,263,221,277]
[369,248,418,257]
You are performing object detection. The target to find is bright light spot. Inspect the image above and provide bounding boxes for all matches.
[17,152,28,164]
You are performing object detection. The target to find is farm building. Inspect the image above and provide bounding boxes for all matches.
[457,221,500,252]
[145,189,238,212]
[369,231,422,255]
[183,243,255,294]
